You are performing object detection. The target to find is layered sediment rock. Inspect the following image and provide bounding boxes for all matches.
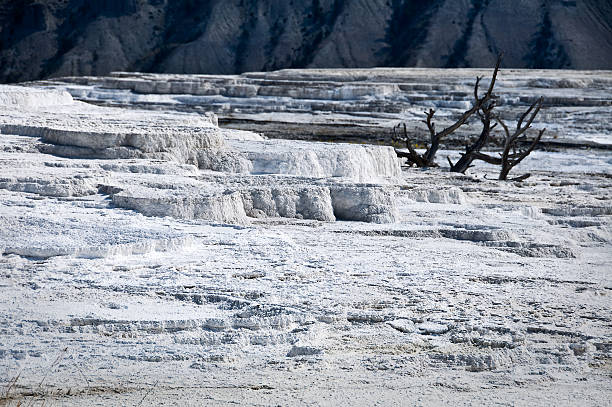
[41,68,612,148]
[0,85,400,224]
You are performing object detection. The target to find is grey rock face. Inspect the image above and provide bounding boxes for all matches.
[330,185,397,223]
[1,0,611,83]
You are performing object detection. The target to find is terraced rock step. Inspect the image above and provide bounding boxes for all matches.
[40,68,612,147]
[0,86,401,224]
[0,79,611,405]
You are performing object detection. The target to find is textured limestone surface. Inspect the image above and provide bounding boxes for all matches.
[0,83,611,406]
[42,68,612,149]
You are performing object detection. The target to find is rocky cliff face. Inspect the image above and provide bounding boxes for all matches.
[1,0,611,83]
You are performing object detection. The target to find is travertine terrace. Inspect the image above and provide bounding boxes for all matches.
[0,69,611,405]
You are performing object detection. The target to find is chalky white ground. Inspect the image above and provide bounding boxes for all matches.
[0,82,611,406]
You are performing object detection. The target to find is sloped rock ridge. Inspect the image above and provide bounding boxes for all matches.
[0,0,611,83]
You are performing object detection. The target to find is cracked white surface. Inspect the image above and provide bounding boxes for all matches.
[0,84,610,406]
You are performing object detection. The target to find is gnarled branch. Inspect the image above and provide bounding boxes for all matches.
[474,98,545,180]
[450,100,498,173]
[395,54,503,167]
[392,122,430,167]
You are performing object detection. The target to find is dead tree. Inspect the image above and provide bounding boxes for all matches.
[394,55,502,167]
[392,122,430,167]
[472,98,545,181]
[448,91,498,173]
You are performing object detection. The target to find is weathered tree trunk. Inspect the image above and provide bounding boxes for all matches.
[423,137,439,166]
[499,165,512,181]
[473,98,546,181]
[450,102,496,173]
[394,54,502,168]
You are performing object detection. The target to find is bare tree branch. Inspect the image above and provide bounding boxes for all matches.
[392,123,430,167]
[508,173,531,182]
[395,54,503,167]
[471,151,502,165]
[450,100,498,173]
[475,98,545,180]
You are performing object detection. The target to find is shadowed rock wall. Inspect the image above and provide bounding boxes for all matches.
[1,0,611,83]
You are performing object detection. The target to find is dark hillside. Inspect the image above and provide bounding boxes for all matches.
[0,0,610,83]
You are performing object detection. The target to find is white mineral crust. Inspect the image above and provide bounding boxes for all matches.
[0,76,610,406]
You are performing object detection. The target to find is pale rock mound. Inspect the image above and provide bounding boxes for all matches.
[330,186,397,224]
[111,185,248,224]
[0,85,74,108]
[231,139,401,182]
[241,186,335,221]
[0,204,192,259]
[0,173,99,197]
[0,85,400,224]
[97,171,396,223]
